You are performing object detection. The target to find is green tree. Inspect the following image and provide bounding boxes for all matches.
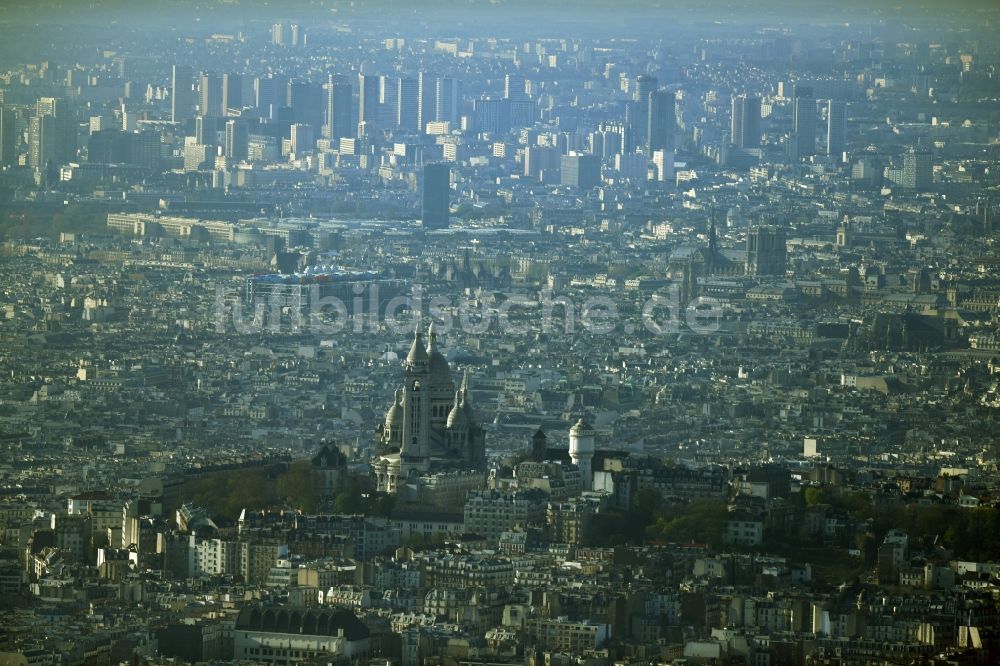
[183,467,277,519]
[584,509,633,547]
[370,494,396,517]
[646,500,728,549]
[804,486,827,506]
[276,460,322,513]
[333,477,364,514]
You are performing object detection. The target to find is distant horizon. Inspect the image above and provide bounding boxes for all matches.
[2,0,998,24]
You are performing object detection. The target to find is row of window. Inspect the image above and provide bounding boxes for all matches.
[247,646,319,659]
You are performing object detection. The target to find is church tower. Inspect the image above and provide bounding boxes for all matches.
[401,326,431,461]
[374,325,486,495]
[531,427,547,462]
[426,322,456,430]
[569,417,596,491]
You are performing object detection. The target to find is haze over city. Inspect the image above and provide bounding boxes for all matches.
[0,0,998,664]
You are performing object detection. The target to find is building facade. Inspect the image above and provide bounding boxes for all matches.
[373,325,486,495]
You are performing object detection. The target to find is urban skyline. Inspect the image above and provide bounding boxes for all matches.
[0,1,998,664]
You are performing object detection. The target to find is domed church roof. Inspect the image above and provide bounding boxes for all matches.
[386,389,403,426]
[427,322,453,384]
[447,390,468,428]
[406,326,429,366]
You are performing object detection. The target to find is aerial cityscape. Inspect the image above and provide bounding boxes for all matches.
[0,0,999,663]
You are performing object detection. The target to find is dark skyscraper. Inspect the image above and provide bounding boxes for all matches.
[289,123,313,155]
[647,89,675,154]
[422,163,451,229]
[324,75,352,141]
[171,65,194,123]
[504,74,527,101]
[194,116,217,145]
[435,77,459,126]
[28,114,58,171]
[379,75,397,129]
[198,73,223,117]
[222,73,243,115]
[288,80,324,130]
[88,129,128,164]
[632,74,657,147]
[560,153,601,190]
[826,100,846,158]
[0,106,15,167]
[358,74,380,137]
[791,84,816,159]
[225,119,248,161]
[418,71,435,133]
[255,74,288,120]
[902,146,932,190]
[29,97,72,171]
[474,98,511,135]
[396,77,419,131]
[731,95,762,149]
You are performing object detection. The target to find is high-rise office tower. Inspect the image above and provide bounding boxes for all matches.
[378,75,397,129]
[255,74,288,119]
[36,97,66,118]
[632,74,657,146]
[290,24,300,47]
[473,98,510,135]
[746,226,787,276]
[222,73,243,115]
[198,73,223,118]
[396,77,419,131]
[194,116,217,145]
[289,123,313,154]
[647,89,675,154]
[560,153,601,190]
[509,99,535,129]
[435,77,459,126]
[88,115,106,134]
[976,198,992,235]
[28,115,56,171]
[826,100,846,158]
[417,72,435,133]
[224,119,248,160]
[30,97,72,170]
[791,84,815,159]
[504,74,527,101]
[524,145,560,181]
[422,163,451,229]
[652,149,674,183]
[902,146,932,190]
[618,122,636,154]
[113,57,130,80]
[288,80,324,130]
[593,123,624,160]
[324,76,352,141]
[0,106,16,167]
[132,129,161,169]
[731,95,761,149]
[171,64,195,123]
[183,140,212,171]
[271,23,285,46]
[358,74,380,137]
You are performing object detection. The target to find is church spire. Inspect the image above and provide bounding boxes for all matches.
[427,321,438,354]
[406,324,429,370]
